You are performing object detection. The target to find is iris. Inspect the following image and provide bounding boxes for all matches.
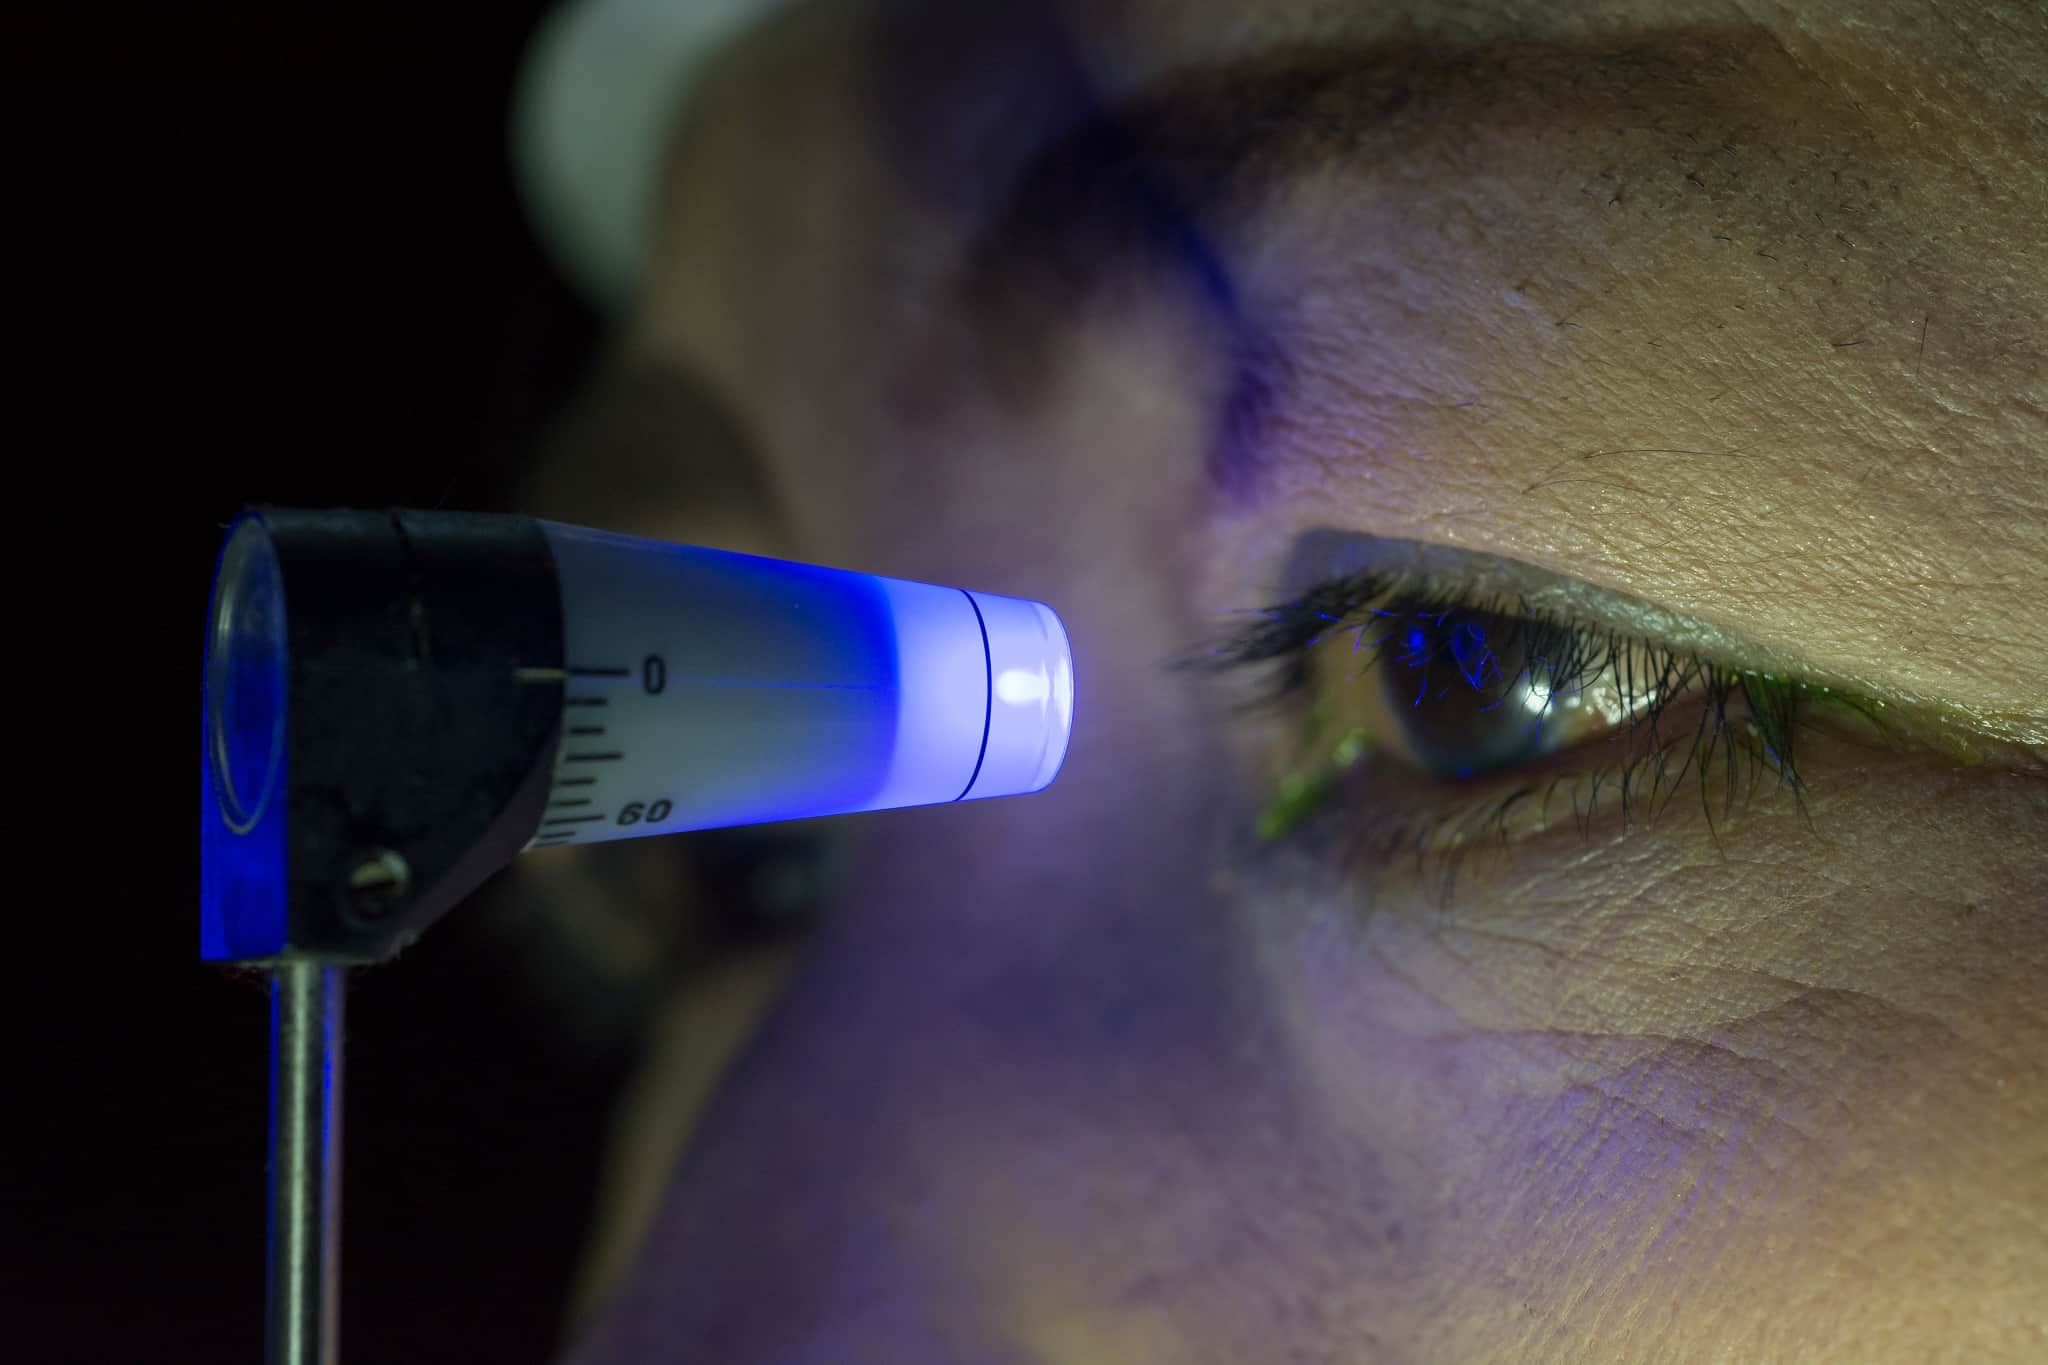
[1378,604,1553,777]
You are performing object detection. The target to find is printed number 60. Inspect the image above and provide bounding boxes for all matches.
[617,799,674,826]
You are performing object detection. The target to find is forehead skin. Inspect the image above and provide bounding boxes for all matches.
[569,2,2048,1362]
[645,0,2046,726]
[953,9,2045,736]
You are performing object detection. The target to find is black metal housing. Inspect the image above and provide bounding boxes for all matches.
[202,508,564,963]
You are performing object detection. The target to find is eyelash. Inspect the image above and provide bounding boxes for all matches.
[1190,571,1858,863]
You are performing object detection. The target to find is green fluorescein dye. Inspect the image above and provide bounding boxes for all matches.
[1255,726,1373,841]
[1332,728,1370,766]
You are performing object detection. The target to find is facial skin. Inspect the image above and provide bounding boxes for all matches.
[536,1,2047,1360]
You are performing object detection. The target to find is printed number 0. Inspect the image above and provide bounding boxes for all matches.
[644,655,667,694]
[617,799,675,827]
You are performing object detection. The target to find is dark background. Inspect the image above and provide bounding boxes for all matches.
[15,4,627,1360]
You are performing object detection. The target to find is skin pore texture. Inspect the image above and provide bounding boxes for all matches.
[538,1,2046,1361]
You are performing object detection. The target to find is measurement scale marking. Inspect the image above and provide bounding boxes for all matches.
[548,799,593,808]
[565,698,608,707]
[569,666,630,678]
[555,777,597,787]
[544,815,608,826]
[565,752,625,762]
[568,726,606,736]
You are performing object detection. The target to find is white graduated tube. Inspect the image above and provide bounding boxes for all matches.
[525,522,1075,848]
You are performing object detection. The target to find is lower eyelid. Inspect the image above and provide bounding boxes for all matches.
[1267,683,1809,881]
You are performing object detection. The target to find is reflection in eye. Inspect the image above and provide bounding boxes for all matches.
[1365,597,1660,778]
[1193,571,1876,844]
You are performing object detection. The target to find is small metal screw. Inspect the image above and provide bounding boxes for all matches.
[344,849,411,920]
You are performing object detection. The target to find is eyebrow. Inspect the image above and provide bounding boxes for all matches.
[954,30,1796,501]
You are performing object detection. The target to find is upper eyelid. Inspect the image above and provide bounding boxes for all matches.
[1252,533,1885,707]
[1211,545,2047,756]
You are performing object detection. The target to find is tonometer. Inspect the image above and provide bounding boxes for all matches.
[201,508,1075,1365]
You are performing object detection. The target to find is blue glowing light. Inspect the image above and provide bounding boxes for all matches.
[201,515,290,961]
[534,523,1074,843]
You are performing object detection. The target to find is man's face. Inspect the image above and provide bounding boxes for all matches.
[563,1,2046,1360]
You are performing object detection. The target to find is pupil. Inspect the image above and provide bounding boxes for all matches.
[1376,603,1549,777]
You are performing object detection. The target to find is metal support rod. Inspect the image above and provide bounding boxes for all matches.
[267,963,346,1365]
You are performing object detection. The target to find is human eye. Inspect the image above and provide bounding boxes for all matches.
[1187,532,1931,892]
